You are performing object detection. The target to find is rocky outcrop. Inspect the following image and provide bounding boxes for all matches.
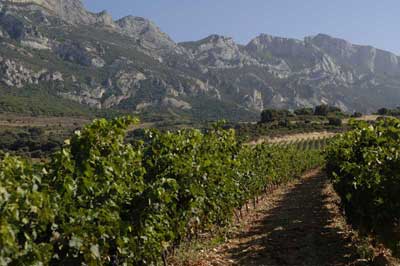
[55,41,105,68]
[116,16,182,54]
[243,89,264,111]
[162,97,191,110]
[309,34,400,75]
[113,70,146,95]
[181,35,258,68]
[4,0,114,26]
[21,38,51,50]
[246,34,321,69]
[0,57,38,87]
[0,56,62,87]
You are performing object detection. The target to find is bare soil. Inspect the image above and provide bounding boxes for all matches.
[177,170,380,266]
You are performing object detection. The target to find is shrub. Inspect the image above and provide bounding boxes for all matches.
[294,107,314,116]
[377,107,389,115]
[328,117,342,126]
[314,104,330,116]
[260,109,291,123]
[314,105,342,116]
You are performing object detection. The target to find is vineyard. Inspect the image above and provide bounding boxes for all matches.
[5,114,400,265]
[0,117,324,265]
[253,132,334,147]
[326,117,400,256]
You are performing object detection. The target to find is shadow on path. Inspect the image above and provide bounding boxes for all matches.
[226,172,360,266]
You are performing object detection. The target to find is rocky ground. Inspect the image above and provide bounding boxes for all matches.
[172,170,399,266]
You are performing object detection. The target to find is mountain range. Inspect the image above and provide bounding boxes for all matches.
[1,0,400,121]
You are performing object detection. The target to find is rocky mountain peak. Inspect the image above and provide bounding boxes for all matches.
[181,34,238,49]
[2,0,181,55]
[246,34,322,69]
[307,33,356,58]
[250,33,303,45]
[308,33,400,75]
[4,0,76,10]
[203,34,235,45]
[3,0,115,26]
[246,34,309,56]
[94,10,114,27]
[117,15,158,32]
[181,34,259,68]
[310,33,352,45]
[116,15,178,52]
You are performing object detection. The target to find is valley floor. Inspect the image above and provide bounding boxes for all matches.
[177,170,387,266]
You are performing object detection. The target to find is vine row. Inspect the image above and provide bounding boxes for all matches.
[0,117,323,265]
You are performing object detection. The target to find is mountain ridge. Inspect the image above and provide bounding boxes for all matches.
[0,0,399,120]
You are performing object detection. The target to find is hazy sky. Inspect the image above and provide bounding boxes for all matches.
[83,0,399,54]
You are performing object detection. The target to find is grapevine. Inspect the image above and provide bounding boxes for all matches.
[0,117,324,265]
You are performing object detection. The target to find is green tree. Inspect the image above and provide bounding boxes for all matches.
[328,117,342,126]
[377,107,389,115]
[260,109,290,123]
[314,104,330,116]
[352,111,363,118]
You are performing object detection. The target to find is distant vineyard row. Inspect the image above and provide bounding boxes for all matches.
[0,117,323,265]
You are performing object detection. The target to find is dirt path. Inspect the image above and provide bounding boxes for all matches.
[191,170,365,266]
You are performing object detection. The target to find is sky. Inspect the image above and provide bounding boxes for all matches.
[83,0,400,54]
